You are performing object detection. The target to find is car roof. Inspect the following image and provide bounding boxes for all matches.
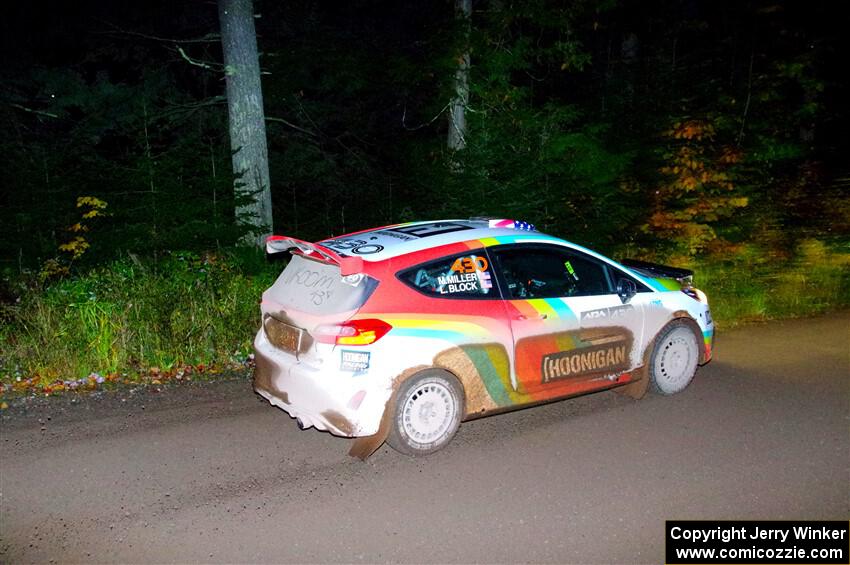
[313,218,666,291]
[318,219,565,262]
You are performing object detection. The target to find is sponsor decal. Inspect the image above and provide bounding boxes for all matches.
[351,244,384,255]
[437,272,479,294]
[580,304,635,321]
[451,256,489,273]
[541,342,628,383]
[341,273,365,286]
[376,230,416,241]
[340,350,370,372]
[322,238,385,255]
[322,238,366,251]
[705,308,713,326]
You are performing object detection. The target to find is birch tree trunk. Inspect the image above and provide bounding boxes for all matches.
[219,0,273,244]
[447,0,471,154]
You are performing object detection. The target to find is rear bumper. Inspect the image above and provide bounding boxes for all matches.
[252,330,385,437]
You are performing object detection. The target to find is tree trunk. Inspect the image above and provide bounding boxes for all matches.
[447,0,471,154]
[219,0,273,244]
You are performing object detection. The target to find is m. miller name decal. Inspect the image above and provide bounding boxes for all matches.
[542,341,629,383]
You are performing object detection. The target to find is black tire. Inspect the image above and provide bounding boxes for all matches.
[649,321,700,395]
[386,370,464,456]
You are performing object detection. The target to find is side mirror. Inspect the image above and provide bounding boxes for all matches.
[617,278,637,304]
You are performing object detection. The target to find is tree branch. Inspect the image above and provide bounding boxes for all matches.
[264,116,318,137]
[401,102,451,131]
[737,43,755,146]
[98,21,220,44]
[8,103,59,119]
[175,45,221,71]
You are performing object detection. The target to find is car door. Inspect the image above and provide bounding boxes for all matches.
[491,244,645,400]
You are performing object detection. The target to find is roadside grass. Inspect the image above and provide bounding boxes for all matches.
[1,239,847,399]
[1,250,278,396]
[684,239,850,328]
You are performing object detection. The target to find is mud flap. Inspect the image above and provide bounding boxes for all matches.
[614,365,649,399]
[348,398,393,460]
[348,366,428,460]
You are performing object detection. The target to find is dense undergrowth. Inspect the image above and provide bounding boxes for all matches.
[686,239,850,326]
[1,250,278,396]
[1,237,847,399]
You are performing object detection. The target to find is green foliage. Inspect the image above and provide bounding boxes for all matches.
[0,250,278,384]
[0,65,245,268]
[681,240,850,328]
[644,118,749,255]
[402,0,636,249]
[1,0,847,393]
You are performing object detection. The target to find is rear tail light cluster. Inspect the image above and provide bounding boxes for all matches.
[314,318,392,346]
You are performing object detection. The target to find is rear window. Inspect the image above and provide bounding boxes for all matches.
[266,254,378,315]
[399,251,498,299]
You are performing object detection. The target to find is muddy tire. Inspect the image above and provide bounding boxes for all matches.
[649,321,700,395]
[386,370,464,456]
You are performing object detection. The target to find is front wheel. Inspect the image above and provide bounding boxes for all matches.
[649,321,700,395]
[386,370,464,456]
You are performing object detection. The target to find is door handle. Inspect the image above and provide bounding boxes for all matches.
[515,314,548,321]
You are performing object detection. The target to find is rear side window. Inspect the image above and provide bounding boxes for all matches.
[493,246,612,299]
[399,251,497,299]
[266,254,378,314]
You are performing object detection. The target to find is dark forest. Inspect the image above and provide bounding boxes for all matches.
[1,0,847,387]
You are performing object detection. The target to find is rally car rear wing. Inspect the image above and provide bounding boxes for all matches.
[266,235,364,276]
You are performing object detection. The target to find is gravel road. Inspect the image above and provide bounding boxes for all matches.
[2,313,848,563]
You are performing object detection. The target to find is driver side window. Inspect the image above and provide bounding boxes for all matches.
[494,246,612,299]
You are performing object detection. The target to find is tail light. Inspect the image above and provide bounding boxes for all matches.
[314,318,392,346]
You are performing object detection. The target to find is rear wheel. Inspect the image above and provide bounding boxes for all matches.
[649,321,700,395]
[386,370,464,456]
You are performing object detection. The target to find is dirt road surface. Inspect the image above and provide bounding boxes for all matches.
[2,313,848,563]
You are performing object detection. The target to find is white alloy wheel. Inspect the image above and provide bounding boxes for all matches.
[649,323,699,395]
[387,370,463,456]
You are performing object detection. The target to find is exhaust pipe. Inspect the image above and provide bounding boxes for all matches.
[296,417,306,430]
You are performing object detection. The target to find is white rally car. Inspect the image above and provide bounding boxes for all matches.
[253,219,714,458]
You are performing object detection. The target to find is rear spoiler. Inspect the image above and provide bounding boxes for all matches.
[266,235,364,276]
[619,258,694,285]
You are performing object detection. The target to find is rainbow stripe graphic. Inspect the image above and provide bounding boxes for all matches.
[703,329,713,359]
[383,316,495,342]
[377,301,630,409]
[463,233,562,250]
[645,277,683,292]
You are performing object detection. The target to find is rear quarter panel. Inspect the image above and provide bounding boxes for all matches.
[355,245,516,417]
